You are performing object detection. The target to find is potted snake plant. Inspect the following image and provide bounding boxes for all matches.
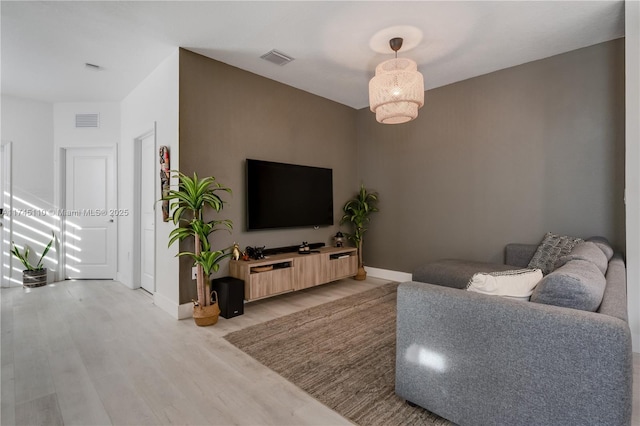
[340,184,379,280]
[11,232,55,287]
[164,171,233,326]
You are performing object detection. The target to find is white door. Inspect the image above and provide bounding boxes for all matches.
[64,147,116,279]
[139,134,155,292]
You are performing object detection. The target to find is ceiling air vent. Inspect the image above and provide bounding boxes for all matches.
[75,113,99,128]
[260,49,295,66]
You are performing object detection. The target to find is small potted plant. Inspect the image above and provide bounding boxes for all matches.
[341,184,379,280]
[11,232,55,287]
[164,171,233,326]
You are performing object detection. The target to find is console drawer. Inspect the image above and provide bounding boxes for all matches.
[248,265,294,300]
[329,253,357,281]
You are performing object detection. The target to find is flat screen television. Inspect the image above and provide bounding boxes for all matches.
[246,159,333,230]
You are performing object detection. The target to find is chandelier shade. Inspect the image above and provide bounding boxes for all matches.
[369,38,425,124]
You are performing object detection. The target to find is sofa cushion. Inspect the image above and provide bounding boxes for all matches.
[530,259,606,312]
[586,236,614,261]
[527,232,583,275]
[413,259,517,289]
[555,241,608,275]
[467,268,542,301]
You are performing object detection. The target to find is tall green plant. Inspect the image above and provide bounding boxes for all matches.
[11,232,55,271]
[164,171,233,306]
[340,184,378,277]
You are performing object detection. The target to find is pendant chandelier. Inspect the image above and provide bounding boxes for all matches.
[369,37,424,124]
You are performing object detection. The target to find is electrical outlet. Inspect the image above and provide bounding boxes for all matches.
[192,266,197,280]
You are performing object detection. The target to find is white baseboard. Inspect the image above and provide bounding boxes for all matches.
[117,272,137,290]
[178,302,194,320]
[364,266,412,283]
[153,292,180,319]
[151,291,193,320]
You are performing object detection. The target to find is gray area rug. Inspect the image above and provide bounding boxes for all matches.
[224,282,451,426]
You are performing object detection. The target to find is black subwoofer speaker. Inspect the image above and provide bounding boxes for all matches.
[211,276,245,319]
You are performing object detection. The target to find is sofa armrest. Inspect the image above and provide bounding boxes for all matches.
[598,254,628,321]
[504,243,537,267]
[395,282,632,426]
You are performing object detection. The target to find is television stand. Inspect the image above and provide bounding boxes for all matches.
[229,246,358,301]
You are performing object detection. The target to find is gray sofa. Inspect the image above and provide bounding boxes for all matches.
[396,242,632,426]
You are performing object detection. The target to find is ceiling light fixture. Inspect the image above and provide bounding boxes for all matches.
[369,37,424,124]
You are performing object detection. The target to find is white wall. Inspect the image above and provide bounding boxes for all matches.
[1,96,54,203]
[626,0,640,353]
[0,95,56,286]
[53,102,120,148]
[120,50,180,318]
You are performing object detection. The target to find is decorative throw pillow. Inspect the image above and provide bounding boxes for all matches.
[467,268,543,301]
[527,232,583,275]
[586,236,614,261]
[555,241,608,275]
[530,259,606,312]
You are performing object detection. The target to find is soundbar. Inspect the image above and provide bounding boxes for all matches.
[263,242,325,256]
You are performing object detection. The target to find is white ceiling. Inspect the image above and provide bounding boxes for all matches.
[1,1,625,109]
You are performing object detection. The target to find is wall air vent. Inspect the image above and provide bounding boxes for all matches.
[75,113,100,128]
[260,49,295,66]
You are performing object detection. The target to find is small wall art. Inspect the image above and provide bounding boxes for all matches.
[159,146,170,222]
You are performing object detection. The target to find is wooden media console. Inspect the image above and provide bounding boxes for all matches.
[229,246,358,301]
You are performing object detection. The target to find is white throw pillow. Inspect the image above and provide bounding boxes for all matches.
[467,268,543,301]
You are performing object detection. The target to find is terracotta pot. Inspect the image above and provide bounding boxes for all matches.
[193,303,220,327]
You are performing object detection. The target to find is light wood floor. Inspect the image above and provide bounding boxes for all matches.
[1,278,639,425]
[1,278,388,425]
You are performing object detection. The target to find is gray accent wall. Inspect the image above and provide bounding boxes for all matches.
[356,39,625,273]
[177,39,625,299]
[178,49,357,304]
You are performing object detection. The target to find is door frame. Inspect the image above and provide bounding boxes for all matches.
[57,145,118,280]
[133,125,157,292]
